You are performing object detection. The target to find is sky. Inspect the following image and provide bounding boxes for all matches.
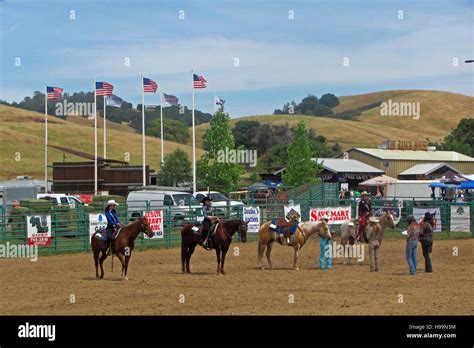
[1,0,473,117]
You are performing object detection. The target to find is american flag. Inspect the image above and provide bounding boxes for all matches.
[143,77,158,93]
[96,82,114,96]
[193,74,207,89]
[46,86,63,100]
[163,93,179,106]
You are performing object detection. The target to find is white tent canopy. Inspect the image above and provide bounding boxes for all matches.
[359,175,398,186]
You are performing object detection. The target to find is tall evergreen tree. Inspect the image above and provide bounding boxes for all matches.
[197,109,244,191]
[282,121,322,186]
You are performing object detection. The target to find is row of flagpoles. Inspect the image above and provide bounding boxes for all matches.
[44,71,224,194]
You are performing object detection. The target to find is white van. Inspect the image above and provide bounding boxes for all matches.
[37,194,83,207]
[126,190,201,220]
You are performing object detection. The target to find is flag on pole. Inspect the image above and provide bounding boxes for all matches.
[95,82,113,96]
[215,97,225,106]
[143,77,158,93]
[193,74,207,88]
[163,93,179,106]
[106,94,123,107]
[46,86,63,100]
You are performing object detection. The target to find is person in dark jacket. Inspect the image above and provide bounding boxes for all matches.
[200,196,216,247]
[105,199,122,255]
[419,212,434,272]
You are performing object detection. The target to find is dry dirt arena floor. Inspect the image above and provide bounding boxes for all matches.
[0,237,473,315]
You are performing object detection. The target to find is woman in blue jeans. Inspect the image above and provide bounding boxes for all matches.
[405,215,419,275]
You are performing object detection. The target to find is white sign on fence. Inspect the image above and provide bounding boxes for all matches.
[450,205,470,232]
[26,215,52,246]
[309,207,351,225]
[413,207,442,232]
[144,210,164,239]
[89,213,108,240]
[243,206,260,233]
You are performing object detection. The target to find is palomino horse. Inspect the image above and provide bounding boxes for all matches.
[181,219,248,275]
[340,211,395,263]
[91,217,154,280]
[258,220,330,270]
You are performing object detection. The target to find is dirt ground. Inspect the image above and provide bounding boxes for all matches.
[0,237,473,315]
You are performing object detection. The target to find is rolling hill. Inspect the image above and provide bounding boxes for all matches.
[0,105,205,181]
[188,90,473,150]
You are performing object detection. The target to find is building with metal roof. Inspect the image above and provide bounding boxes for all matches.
[398,162,461,180]
[346,148,474,178]
[259,158,383,187]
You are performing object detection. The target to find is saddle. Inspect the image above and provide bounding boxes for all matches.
[270,218,299,234]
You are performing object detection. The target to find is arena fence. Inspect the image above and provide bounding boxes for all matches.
[0,198,472,256]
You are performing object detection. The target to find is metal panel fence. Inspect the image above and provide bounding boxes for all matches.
[0,198,472,256]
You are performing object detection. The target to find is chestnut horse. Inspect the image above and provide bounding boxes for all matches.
[91,217,154,280]
[258,220,330,270]
[181,219,248,275]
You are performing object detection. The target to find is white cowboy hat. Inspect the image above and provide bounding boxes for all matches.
[369,217,379,223]
[106,199,119,206]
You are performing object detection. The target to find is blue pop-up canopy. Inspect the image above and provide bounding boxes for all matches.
[459,180,474,189]
[429,182,459,189]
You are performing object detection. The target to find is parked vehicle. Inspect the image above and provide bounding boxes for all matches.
[193,191,244,217]
[384,180,438,200]
[0,183,39,216]
[126,190,201,220]
[37,194,84,207]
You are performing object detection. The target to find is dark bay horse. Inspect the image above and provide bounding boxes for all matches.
[91,217,154,280]
[181,219,248,275]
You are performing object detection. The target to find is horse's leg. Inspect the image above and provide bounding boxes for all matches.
[98,250,108,279]
[258,238,267,269]
[220,246,229,275]
[265,241,274,270]
[115,252,126,278]
[123,254,131,280]
[186,243,196,273]
[215,247,222,275]
[293,245,301,270]
[181,242,188,273]
[93,249,100,278]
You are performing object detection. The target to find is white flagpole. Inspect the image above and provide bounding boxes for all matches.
[44,85,48,193]
[160,92,164,164]
[103,96,107,160]
[191,69,196,193]
[213,91,216,114]
[94,79,98,195]
[141,74,146,186]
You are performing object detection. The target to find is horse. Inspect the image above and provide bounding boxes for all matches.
[181,219,248,275]
[91,217,154,280]
[340,211,395,264]
[258,220,330,270]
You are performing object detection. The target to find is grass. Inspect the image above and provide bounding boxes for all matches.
[188,90,474,150]
[0,105,205,180]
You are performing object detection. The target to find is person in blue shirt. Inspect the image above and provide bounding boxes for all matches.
[105,199,122,255]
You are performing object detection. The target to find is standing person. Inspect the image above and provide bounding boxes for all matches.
[105,199,122,255]
[366,217,383,272]
[405,215,419,275]
[357,191,372,242]
[419,212,434,273]
[318,218,332,271]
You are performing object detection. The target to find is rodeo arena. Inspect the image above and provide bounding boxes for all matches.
[1,126,474,318]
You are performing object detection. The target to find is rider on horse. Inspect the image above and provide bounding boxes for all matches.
[105,199,123,255]
[357,191,372,242]
[200,196,218,248]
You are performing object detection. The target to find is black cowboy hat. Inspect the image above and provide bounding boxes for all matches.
[423,212,433,221]
[200,196,212,203]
